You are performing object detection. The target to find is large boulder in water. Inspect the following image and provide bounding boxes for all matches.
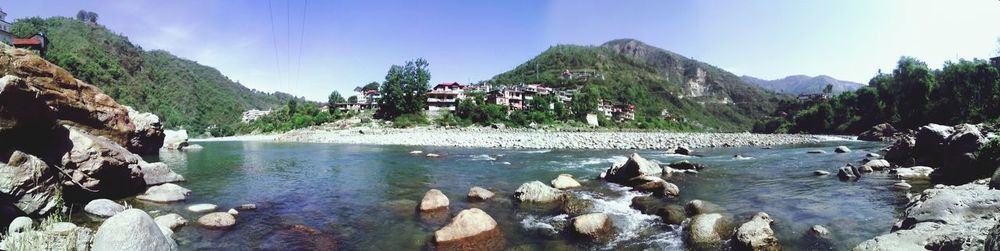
[854,182,1000,250]
[731,212,780,251]
[60,128,147,201]
[433,208,504,251]
[85,199,126,217]
[569,213,615,242]
[0,45,134,146]
[684,213,734,250]
[420,189,450,211]
[162,130,189,150]
[125,106,165,154]
[513,181,565,203]
[631,176,680,197]
[139,161,185,186]
[858,123,897,141]
[92,209,179,251]
[603,153,662,185]
[550,174,581,189]
[0,151,59,216]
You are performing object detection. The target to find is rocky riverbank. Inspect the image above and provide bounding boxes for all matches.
[277,126,836,150]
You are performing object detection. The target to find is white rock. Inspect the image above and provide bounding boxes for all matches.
[92,209,179,251]
[85,199,125,217]
[154,213,188,231]
[420,189,449,211]
[433,208,502,250]
[136,183,191,203]
[197,212,236,229]
[467,186,495,201]
[551,174,582,189]
[187,203,218,213]
[514,181,565,203]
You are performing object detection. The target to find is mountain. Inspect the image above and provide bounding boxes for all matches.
[8,17,298,134]
[741,75,865,95]
[492,38,782,131]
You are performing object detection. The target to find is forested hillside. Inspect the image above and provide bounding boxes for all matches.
[741,75,865,95]
[9,17,296,134]
[492,39,783,131]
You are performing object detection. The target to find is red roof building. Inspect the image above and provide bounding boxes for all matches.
[11,34,47,57]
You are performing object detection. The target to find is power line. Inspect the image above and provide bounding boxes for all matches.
[266,0,281,89]
[286,0,291,88]
[296,0,308,90]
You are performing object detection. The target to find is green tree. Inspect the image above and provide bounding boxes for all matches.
[328,91,345,113]
[571,85,601,121]
[378,58,431,119]
[893,57,937,128]
[287,99,299,116]
[823,84,834,95]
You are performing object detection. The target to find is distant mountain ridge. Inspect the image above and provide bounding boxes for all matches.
[491,38,782,131]
[741,75,865,95]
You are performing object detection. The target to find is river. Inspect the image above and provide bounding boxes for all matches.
[71,139,917,250]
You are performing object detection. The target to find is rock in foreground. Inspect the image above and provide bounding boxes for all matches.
[433,208,504,251]
[136,183,191,203]
[731,212,780,251]
[685,213,733,250]
[513,181,565,203]
[84,199,125,217]
[854,182,1000,250]
[551,174,582,189]
[92,209,178,251]
[467,186,495,201]
[0,150,59,216]
[569,213,615,242]
[420,189,450,211]
[198,212,237,229]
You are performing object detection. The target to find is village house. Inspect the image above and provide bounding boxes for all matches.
[12,33,47,57]
[486,87,524,110]
[597,99,636,121]
[427,82,466,112]
[0,8,11,43]
[355,89,381,110]
[241,109,272,123]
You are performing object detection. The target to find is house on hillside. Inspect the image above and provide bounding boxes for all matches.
[12,33,47,57]
[487,87,525,110]
[797,93,828,103]
[0,8,13,43]
[427,82,467,112]
[242,109,272,123]
[597,99,636,121]
[353,89,381,110]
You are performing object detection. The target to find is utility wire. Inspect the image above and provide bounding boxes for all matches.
[286,0,291,88]
[266,0,281,89]
[296,0,308,90]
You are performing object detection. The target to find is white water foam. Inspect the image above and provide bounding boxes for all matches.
[520,214,570,236]
[573,185,666,249]
[519,149,552,154]
[469,154,498,161]
[549,156,629,169]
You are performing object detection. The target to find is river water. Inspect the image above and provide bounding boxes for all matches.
[78,139,916,250]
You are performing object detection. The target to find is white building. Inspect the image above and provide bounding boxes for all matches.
[241,109,272,123]
[0,8,13,43]
[427,82,466,112]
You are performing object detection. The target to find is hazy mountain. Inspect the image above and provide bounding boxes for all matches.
[741,75,865,95]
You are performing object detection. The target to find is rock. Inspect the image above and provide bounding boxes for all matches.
[562,196,594,216]
[513,181,565,203]
[8,216,32,234]
[861,159,891,171]
[409,150,423,155]
[987,223,1000,251]
[885,135,917,167]
[631,176,680,197]
[866,153,881,158]
[837,164,861,181]
[197,212,237,229]
[468,186,495,201]
[125,106,165,154]
[667,146,692,155]
[426,153,441,158]
[893,181,912,190]
[235,203,258,210]
[187,203,218,213]
[813,170,830,176]
[858,123,898,141]
[656,205,688,225]
[630,196,686,224]
[992,168,1000,190]
[891,166,934,179]
[550,174,582,189]
[569,213,615,241]
[685,200,721,216]
[834,146,851,153]
[0,46,135,146]
[807,150,826,154]
[433,208,504,251]
[139,161,185,186]
[136,183,191,203]
[154,213,188,231]
[61,128,147,201]
[420,189,449,211]
[855,182,1000,250]
[0,151,59,216]
[162,130,189,150]
[947,124,988,154]
[92,209,178,251]
[228,208,239,215]
[858,164,874,173]
[85,199,126,217]
[732,212,780,251]
[667,160,705,170]
[603,153,662,184]
[685,213,733,250]
[803,225,834,250]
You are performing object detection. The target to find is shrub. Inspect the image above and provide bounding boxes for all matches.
[392,113,429,128]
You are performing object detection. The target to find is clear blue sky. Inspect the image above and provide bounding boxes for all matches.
[5,1,1000,101]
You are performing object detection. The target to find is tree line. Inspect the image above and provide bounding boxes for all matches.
[754,55,1000,134]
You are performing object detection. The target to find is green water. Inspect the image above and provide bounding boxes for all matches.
[82,140,909,250]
